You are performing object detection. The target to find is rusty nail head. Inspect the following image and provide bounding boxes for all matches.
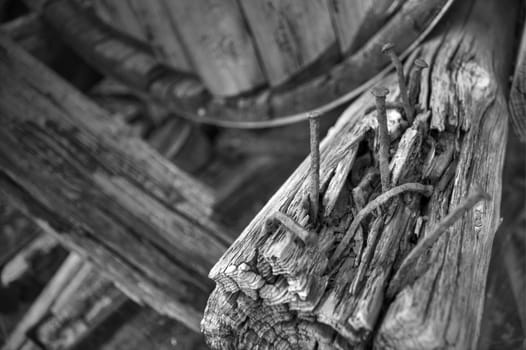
[371,87,389,98]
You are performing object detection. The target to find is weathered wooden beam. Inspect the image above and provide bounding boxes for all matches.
[0,32,233,332]
[509,19,526,141]
[201,0,518,348]
[152,0,266,96]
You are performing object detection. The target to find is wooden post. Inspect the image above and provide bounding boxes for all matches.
[0,33,232,332]
[202,0,518,348]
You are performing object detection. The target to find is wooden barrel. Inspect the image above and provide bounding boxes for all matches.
[92,0,398,96]
[52,0,454,127]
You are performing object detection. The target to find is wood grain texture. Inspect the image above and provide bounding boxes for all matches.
[93,0,144,41]
[202,0,518,348]
[240,0,336,86]
[328,0,400,54]
[160,0,266,96]
[29,261,127,350]
[509,20,526,141]
[77,302,209,350]
[121,0,193,71]
[25,0,208,110]
[0,32,233,332]
[478,131,526,349]
[0,196,40,267]
[0,13,61,63]
[26,261,209,350]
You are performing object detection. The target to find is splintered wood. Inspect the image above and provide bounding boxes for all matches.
[0,32,232,332]
[202,0,517,348]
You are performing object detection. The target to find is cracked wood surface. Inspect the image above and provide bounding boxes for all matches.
[202,0,518,348]
[0,32,234,332]
[510,19,526,141]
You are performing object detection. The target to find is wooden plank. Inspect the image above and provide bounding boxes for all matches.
[161,0,266,96]
[124,0,192,71]
[76,302,208,350]
[3,253,84,350]
[479,131,526,348]
[201,0,518,348]
[0,233,67,348]
[25,0,207,110]
[1,234,61,288]
[29,262,128,350]
[327,0,400,54]
[93,0,144,41]
[0,32,232,332]
[24,0,451,127]
[240,0,336,86]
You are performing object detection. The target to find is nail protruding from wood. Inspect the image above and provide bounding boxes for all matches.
[388,187,491,296]
[273,211,317,246]
[371,86,391,193]
[331,182,434,265]
[408,58,429,109]
[308,112,321,224]
[382,43,413,123]
[364,101,403,115]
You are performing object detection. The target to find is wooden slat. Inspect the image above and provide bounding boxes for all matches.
[509,20,526,141]
[0,32,231,332]
[0,13,61,63]
[117,0,192,71]
[93,0,144,41]
[24,0,452,127]
[202,0,518,348]
[0,196,40,267]
[240,0,336,86]
[328,0,400,54]
[77,302,208,350]
[161,0,266,96]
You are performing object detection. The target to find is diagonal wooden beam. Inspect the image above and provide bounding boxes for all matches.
[0,32,232,332]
